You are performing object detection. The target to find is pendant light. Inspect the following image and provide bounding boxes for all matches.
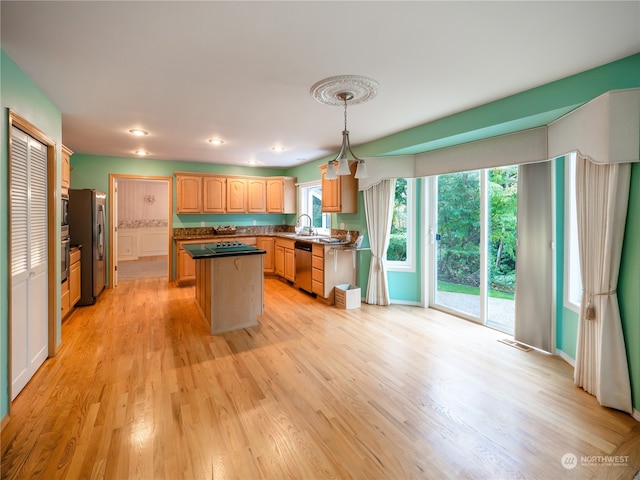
[311,75,379,181]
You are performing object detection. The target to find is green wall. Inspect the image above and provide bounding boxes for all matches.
[619,164,640,413]
[71,155,297,281]
[1,50,63,420]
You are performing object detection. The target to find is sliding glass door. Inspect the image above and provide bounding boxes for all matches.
[434,171,481,318]
[432,166,518,333]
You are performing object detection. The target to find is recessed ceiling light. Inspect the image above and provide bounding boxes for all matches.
[272,146,285,152]
[129,129,148,136]
[208,139,224,145]
[134,150,150,156]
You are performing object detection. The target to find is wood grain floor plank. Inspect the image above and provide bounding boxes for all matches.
[2,277,639,479]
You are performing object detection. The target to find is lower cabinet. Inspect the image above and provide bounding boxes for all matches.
[61,281,70,319]
[62,246,82,319]
[177,241,198,285]
[312,244,324,296]
[312,244,357,305]
[69,248,81,306]
[274,238,295,282]
[257,237,275,273]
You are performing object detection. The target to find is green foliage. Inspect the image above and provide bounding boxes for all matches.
[387,234,407,261]
[437,167,518,294]
[387,178,408,261]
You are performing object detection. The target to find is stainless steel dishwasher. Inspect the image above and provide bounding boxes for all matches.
[294,241,313,293]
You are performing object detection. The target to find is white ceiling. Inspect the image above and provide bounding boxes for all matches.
[2,1,639,169]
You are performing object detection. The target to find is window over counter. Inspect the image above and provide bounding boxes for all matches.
[298,181,330,236]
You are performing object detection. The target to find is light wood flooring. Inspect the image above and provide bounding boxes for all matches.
[2,277,639,479]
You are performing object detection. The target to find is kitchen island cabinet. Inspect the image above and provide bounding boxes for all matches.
[184,242,265,334]
[176,236,257,285]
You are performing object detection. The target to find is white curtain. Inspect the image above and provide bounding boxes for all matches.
[574,154,632,413]
[363,179,395,305]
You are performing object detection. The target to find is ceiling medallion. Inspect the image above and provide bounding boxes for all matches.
[310,75,379,180]
[310,75,379,107]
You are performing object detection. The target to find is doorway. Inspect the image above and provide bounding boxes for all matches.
[109,175,173,286]
[431,166,518,334]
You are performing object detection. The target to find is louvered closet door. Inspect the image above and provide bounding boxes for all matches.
[10,126,48,400]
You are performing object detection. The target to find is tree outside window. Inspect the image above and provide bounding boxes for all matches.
[387,178,408,262]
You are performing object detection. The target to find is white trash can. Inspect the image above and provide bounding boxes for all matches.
[335,284,361,309]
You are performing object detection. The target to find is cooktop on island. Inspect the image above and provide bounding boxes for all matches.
[183,241,266,258]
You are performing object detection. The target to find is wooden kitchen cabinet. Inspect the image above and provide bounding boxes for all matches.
[203,176,226,213]
[226,178,247,213]
[266,177,296,213]
[247,178,267,213]
[319,163,357,213]
[312,243,324,296]
[61,280,70,319]
[61,145,73,194]
[275,244,285,277]
[62,246,82,319]
[176,175,203,213]
[257,237,275,273]
[174,172,296,214]
[69,247,82,307]
[284,248,295,282]
[176,239,203,285]
[312,244,357,304]
[275,238,295,282]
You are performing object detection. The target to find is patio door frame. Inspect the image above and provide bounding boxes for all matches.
[426,169,516,332]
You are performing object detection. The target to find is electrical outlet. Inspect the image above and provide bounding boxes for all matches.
[252,219,257,226]
[340,222,345,230]
[200,221,205,227]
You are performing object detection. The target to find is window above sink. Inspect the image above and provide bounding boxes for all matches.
[298,181,330,236]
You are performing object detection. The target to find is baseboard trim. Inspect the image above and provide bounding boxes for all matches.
[389,299,422,306]
[556,349,575,367]
[633,409,640,422]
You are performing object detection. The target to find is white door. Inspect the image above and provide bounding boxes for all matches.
[10,126,49,400]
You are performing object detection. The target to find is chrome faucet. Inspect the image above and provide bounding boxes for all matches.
[296,214,314,235]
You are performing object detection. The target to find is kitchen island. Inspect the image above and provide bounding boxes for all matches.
[183,241,266,334]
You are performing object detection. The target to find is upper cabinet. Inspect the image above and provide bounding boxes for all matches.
[176,175,203,213]
[226,177,247,213]
[267,177,296,214]
[61,145,73,193]
[246,178,266,213]
[319,163,357,213]
[175,173,297,215]
[203,176,226,213]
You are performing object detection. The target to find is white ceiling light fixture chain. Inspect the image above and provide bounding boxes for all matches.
[311,75,379,180]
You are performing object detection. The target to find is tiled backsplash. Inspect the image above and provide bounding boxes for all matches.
[172,225,359,242]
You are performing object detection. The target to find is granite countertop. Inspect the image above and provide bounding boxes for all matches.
[182,241,266,259]
[172,226,357,247]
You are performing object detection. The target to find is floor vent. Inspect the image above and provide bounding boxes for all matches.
[498,338,532,352]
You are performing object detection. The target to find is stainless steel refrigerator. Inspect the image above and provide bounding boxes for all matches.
[68,189,106,305]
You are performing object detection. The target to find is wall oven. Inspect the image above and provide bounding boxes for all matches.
[61,193,69,227]
[61,193,71,283]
